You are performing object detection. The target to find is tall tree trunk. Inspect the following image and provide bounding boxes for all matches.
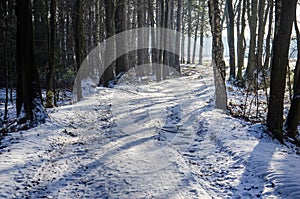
[187,0,192,64]
[175,0,182,72]
[16,0,46,123]
[128,0,137,69]
[157,0,165,81]
[267,0,297,140]
[115,0,128,77]
[149,0,158,68]
[198,2,205,66]
[168,0,176,69]
[180,3,186,64]
[163,0,170,79]
[137,0,146,76]
[74,0,85,99]
[263,0,273,70]
[245,0,258,83]
[226,0,236,80]
[192,9,200,64]
[3,0,8,120]
[236,0,246,82]
[285,11,300,139]
[256,0,267,71]
[101,0,115,87]
[208,0,227,110]
[46,0,56,108]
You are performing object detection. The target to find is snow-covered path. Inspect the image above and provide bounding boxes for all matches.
[1,65,300,198]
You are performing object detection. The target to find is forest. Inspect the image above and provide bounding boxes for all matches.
[0,0,300,198]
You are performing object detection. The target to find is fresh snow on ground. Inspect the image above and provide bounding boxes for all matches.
[1,65,300,198]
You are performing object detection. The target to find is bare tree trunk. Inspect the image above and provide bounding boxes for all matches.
[16,0,46,123]
[198,2,205,65]
[180,4,186,64]
[187,0,192,64]
[226,0,236,80]
[256,0,267,71]
[175,0,182,72]
[46,0,56,108]
[73,0,85,99]
[285,12,300,139]
[263,0,273,70]
[245,0,258,83]
[3,0,8,120]
[149,0,158,74]
[267,0,297,140]
[192,9,200,64]
[163,0,170,79]
[101,0,115,87]
[236,0,246,82]
[168,0,176,69]
[208,0,227,110]
[115,0,128,77]
[137,0,145,76]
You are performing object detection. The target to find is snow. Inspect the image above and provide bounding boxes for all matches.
[1,65,300,198]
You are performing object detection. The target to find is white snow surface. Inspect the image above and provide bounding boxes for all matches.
[1,65,300,198]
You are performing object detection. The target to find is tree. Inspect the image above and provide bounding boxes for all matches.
[198,0,206,66]
[46,0,57,108]
[137,0,148,76]
[226,0,235,80]
[267,0,297,140]
[174,0,182,72]
[263,0,273,70]
[16,0,46,125]
[101,0,115,87]
[208,0,227,110]
[187,0,192,64]
[192,3,200,65]
[73,0,86,99]
[245,0,258,84]
[163,0,170,79]
[285,13,300,140]
[236,0,246,82]
[115,0,128,77]
[256,0,267,71]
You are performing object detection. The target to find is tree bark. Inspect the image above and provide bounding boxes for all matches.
[208,0,227,110]
[236,0,246,82]
[46,0,56,108]
[192,8,200,65]
[174,0,182,72]
[198,1,205,65]
[263,0,273,70]
[187,0,192,64]
[267,0,297,139]
[245,0,258,83]
[115,0,128,77]
[137,0,146,76]
[226,0,236,80]
[73,0,85,99]
[285,11,300,139]
[101,0,115,87]
[163,0,170,79]
[16,0,46,123]
[256,0,268,71]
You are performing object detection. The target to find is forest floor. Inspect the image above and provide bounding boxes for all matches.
[1,65,300,198]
